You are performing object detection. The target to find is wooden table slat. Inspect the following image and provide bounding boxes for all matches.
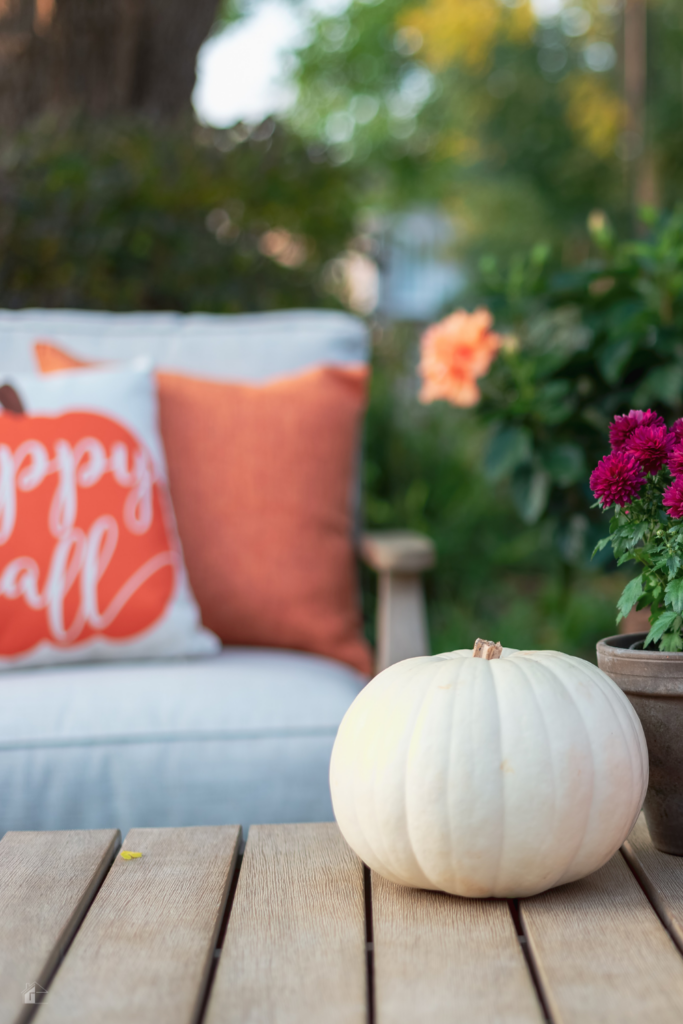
[34,825,241,1024]
[521,850,683,1024]
[0,829,119,1024]
[372,872,545,1024]
[205,823,367,1024]
[623,813,683,952]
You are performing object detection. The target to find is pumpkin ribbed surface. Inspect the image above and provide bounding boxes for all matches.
[330,648,648,898]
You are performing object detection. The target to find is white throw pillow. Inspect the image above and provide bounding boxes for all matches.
[0,359,219,668]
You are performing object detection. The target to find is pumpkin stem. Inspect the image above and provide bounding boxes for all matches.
[0,384,24,415]
[473,638,503,660]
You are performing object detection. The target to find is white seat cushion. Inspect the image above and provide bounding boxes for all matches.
[0,648,365,836]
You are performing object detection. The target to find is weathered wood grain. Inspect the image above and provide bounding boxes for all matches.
[205,823,367,1024]
[0,829,119,1024]
[521,851,683,1023]
[372,873,543,1024]
[623,813,683,952]
[35,825,240,1024]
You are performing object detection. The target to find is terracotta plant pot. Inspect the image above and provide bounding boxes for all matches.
[597,632,683,855]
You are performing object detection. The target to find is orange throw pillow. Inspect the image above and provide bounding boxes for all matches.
[35,342,372,674]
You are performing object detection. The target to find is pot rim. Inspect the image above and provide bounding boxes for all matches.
[598,632,683,662]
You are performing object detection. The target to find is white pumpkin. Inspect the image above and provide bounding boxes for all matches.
[330,643,648,898]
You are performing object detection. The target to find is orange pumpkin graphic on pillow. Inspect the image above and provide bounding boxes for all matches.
[0,385,176,655]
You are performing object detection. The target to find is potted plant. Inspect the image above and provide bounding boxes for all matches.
[593,408,683,854]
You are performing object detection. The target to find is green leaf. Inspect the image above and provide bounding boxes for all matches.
[598,337,637,386]
[542,443,586,487]
[665,578,683,613]
[484,426,532,482]
[628,522,649,547]
[556,513,590,565]
[530,242,551,266]
[592,536,611,557]
[639,205,660,227]
[644,610,679,649]
[616,574,644,623]
[511,465,551,525]
[667,556,682,579]
[633,364,683,409]
[659,631,683,653]
[523,306,592,376]
[533,381,575,425]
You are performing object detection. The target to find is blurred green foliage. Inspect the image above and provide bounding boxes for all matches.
[472,208,683,565]
[361,321,626,660]
[291,0,683,259]
[359,209,683,659]
[290,0,615,252]
[0,118,356,311]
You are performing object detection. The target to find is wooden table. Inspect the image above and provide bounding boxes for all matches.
[2,817,683,1023]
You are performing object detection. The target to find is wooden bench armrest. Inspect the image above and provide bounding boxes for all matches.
[359,530,436,674]
[359,530,436,574]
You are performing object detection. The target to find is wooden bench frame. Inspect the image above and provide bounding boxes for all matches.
[360,530,436,672]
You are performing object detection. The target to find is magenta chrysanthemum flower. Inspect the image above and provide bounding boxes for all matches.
[624,423,675,474]
[590,450,646,508]
[609,409,665,450]
[670,443,683,477]
[664,477,683,518]
[672,418,683,444]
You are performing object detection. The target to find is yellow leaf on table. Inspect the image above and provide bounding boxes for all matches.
[120,851,143,860]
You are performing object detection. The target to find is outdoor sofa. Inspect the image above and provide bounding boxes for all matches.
[0,308,434,837]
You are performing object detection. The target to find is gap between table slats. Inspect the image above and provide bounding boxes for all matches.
[363,866,375,1024]
[371,871,545,1024]
[622,813,683,954]
[0,829,119,1024]
[520,847,683,1024]
[33,825,241,1024]
[204,823,367,1024]
[195,851,244,1024]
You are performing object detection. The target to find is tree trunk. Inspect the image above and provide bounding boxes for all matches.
[0,0,221,131]
[623,0,658,214]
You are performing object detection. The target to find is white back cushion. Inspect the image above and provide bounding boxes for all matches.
[0,308,369,380]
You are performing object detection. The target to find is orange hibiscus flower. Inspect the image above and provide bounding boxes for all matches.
[418,307,501,408]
